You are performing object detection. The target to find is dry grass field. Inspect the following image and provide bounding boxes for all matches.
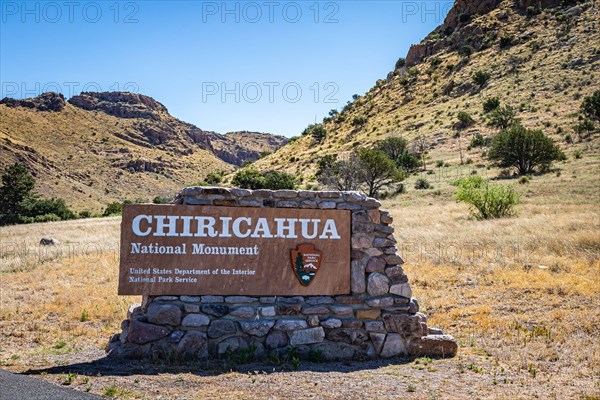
[1,153,598,399]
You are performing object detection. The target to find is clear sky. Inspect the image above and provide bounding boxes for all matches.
[0,1,453,137]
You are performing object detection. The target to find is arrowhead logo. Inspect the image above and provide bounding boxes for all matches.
[290,244,322,287]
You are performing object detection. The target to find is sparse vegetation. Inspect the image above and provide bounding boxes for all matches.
[473,70,491,86]
[483,97,501,113]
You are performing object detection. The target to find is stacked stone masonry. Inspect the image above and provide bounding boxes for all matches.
[107,187,457,360]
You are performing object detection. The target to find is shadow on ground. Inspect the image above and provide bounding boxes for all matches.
[22,355,420,377]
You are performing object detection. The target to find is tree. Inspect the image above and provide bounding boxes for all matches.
[0,163,35,225]
[457,111,475,129]
[483,97,501,113]
[301,124,327,143]
[317,153,363,192]
[488,105,520,130]
[488,124,565,174]
[580,90,600,122]
[395,57,406,70]
[376,137,408,160]
[103,202,123,216]
[354,148,405,197]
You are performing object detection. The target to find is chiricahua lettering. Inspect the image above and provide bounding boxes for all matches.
[130,215,341,240]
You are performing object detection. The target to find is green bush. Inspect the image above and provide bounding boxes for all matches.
[302,124,327,142]
[32,213,61,223]
[468,133,488,149]
[580,90,600,122]
[264,171,297,190]
[414,178,431,190]
[23,198,76,221]
[499,35,514,48]
[488,105,520,130]
[456,178,520,219]
[458,45,474,57]
[395,57,406,70]
[488,124,565,174]
[205,171,224,185]
[457,111,475,129]
[103,202,123,217]
[352,116,368,127]
[78,210,93,219]
[473,70,491,86]
[231,168,265,190]
[483,97,501,113]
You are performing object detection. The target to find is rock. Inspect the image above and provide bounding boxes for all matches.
[409,298,419,314]
[321,318,342,329]
[341,319,363,328]
[228,306,255,318]
[177,331,208,358]
[181,314,210,327]
[351,236,372,249]
[364,321,385,333]
[183,304,200,313]
[260,297,277,303]
[319,201,337,209]
[146,303,182,326]
[1,92,66,112]
[265,331,289,349]
[289,327,325,346]
[389,283,413,299]
[127,303,141,319]
[201,304,229,317]
[274,318,308,331]
[126,319,171,344]
[201,296,224,303]
[367,273,390,296]
[329,305,354,316]
[380,211,393,224]
[366,256,386,273]
[154,296,179,302]
[373,237,395,247]
[239,320,275,337]
[302,306,329,315]
[311,342,356,361]
[168,331,185,343]
[225,296,256,304]
[307,315,320,327]
[385,254,404,265]
[180,296,200,303]
[207,320,237,338]
[385,265,406,278]
[306,296,334,305]
[408,335,458,357]
[218,337,248,355]
[365,297,394,308]
[370,333,386,354]
[39,238,58,246]
[356,309,381,320]
[277,296,304,304]
[327,328,369,345]
[259,306,276,317]
[351,261,366,294]
[428,327,444,335]
[380,334,406,358]
[382,314,425,338]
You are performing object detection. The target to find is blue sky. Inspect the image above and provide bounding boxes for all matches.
[0,1,454,137]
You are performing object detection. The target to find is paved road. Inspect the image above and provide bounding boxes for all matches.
[0,369,102,400]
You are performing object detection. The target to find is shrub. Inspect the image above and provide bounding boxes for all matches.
[24,198,76,221]
[473,70,491,86]
[103,202,123,217]
[580,90,600,122]
[395,57,406,70]
[468,133,488,149]
[458,45,474,57]
[452,175,485,188]
[396,152,423,173]
[264,171,297,190]
[574,119,595,138]
[231,168,265,190]
[455,178,520,219]
[32,213,61,223]
[78,210,93,219]
[488,105,520,130]
[519,176,530,184]
[352,116,368,127]
[488,124,565,174]
[499,34,514,48]
[205,171,224,185]
[457,111,475,129]
[483,97,501,113]
[354,148,405,197]
[414,178,431,190]
[152,196,171,204]
[302,124,327,142]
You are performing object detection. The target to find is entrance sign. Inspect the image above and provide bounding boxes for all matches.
[119,204,351,295]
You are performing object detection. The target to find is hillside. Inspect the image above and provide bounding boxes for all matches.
[253,0,599,185]
[0,92,287,212]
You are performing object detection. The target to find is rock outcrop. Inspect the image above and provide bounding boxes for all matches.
[68,92,168,120]
[0,92,66,112]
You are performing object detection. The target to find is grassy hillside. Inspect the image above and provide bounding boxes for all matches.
[0,93,287,212]
[252,0,599,186]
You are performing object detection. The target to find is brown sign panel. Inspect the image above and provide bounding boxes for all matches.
[119,204,351,296]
